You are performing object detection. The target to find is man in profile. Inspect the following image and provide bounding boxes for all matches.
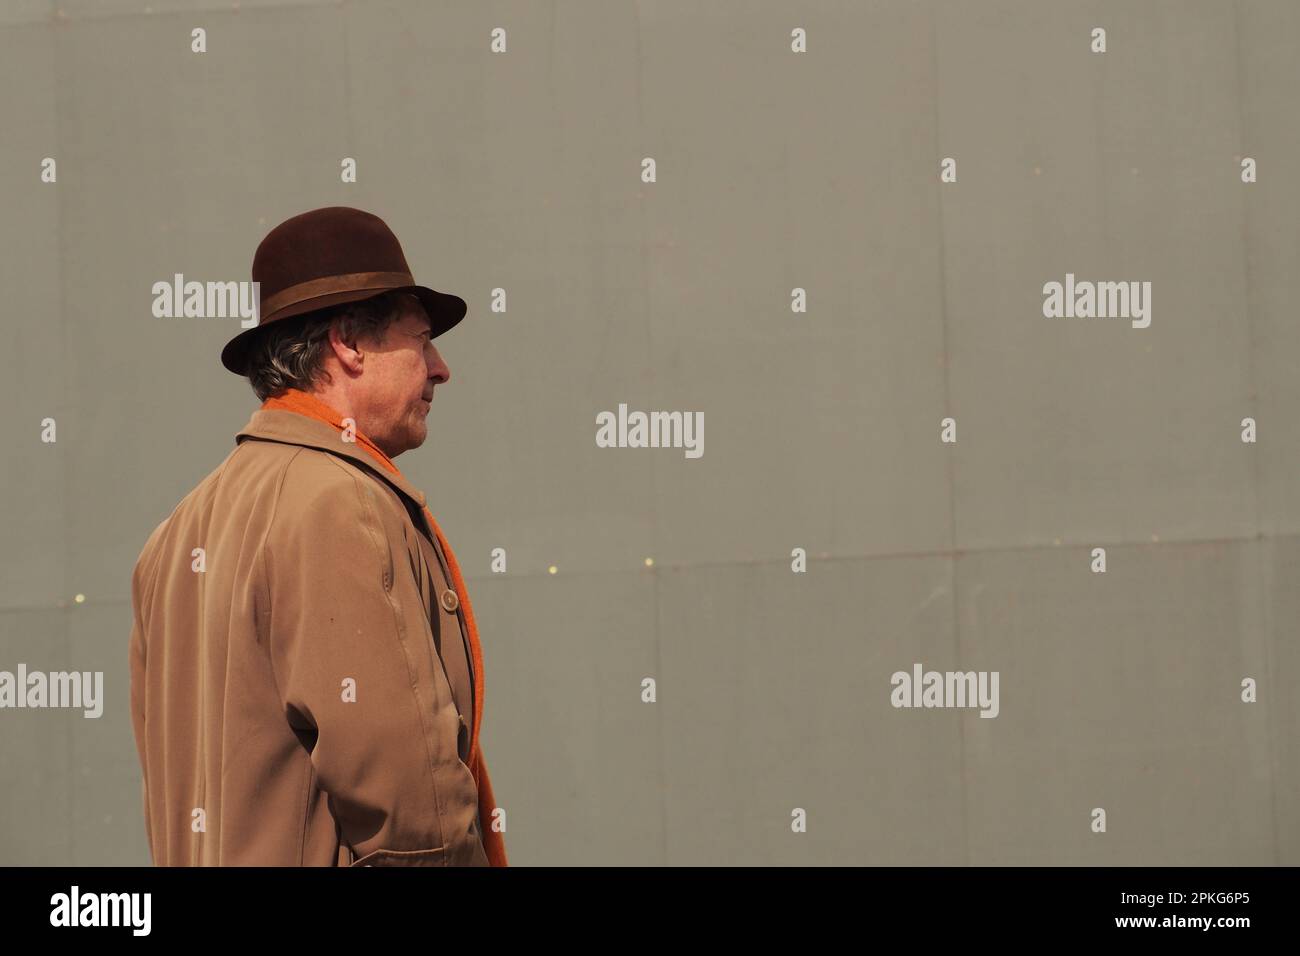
[128,206,507,866]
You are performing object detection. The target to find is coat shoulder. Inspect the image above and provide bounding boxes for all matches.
[271,445,414,537]
[131,446,240,605]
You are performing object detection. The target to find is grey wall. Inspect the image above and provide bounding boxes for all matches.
[1,0,1296,865]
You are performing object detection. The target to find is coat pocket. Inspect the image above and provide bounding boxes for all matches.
[350,845,448,867]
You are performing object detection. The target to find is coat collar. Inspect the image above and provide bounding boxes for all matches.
[235,408,430,509]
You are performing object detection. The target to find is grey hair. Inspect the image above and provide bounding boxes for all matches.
[245,291,412,402]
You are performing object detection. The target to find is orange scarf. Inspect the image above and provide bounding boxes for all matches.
[262,387,508,867]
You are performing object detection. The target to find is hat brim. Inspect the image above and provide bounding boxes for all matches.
[221,285,467,376]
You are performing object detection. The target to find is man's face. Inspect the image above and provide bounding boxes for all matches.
[355,296,449,458]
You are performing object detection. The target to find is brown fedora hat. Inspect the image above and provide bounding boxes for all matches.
[221,206,467,375]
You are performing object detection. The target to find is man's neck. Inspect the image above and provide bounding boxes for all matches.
[308,386,406,459]
[308,384,356,424]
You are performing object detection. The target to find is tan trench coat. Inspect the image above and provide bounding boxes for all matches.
[128,407,489,866]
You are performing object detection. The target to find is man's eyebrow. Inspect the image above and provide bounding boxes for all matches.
[404,311,433,335]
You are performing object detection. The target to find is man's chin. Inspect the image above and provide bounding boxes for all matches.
[377,424,425,459]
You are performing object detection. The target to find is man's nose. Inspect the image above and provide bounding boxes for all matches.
[428,348,450,385]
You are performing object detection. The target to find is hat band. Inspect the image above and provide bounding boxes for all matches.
[260,270,415,320]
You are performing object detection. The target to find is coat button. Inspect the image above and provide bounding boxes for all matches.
[440,588,459,612]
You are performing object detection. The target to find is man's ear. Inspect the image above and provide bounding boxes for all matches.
[327,319,365,374]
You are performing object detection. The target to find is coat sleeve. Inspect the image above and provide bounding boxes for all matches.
[128,600,153,864]
[128,520,166,867]
[262,455,474,866]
